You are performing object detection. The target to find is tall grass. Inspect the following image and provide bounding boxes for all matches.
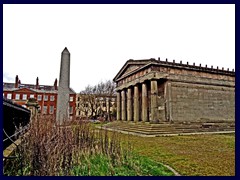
[4,116,174,176]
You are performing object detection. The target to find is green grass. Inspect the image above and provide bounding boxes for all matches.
[4,150,174,176]
[69,154,174,176]
[118,133,235,176]
[4,119,174,176]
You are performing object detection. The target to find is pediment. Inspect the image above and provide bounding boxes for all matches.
[14,88,36,93]
[113,59,157,81]
[122,65,141,76]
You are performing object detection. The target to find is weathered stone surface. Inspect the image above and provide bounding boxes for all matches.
[150,80,159,123]
[142,83,148,122]
[116,92,121,120]
[170,82,235,122]
[121,90,126,121]
[127,88,133,121]
[56,47,71,125]
[113,59,235,125]
[134,85,139,122]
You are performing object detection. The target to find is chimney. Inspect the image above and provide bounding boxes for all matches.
[15,75,19,88]
[36,77,39,89]
[54,78,58,90]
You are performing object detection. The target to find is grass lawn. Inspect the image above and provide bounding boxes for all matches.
[117,132,235,176]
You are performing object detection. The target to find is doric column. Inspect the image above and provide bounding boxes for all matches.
[116,91,121,121]
[121,90,126,121]
[127,87,133,121]
[151,80,159,123]
[134,85,139,122]
[142,83,148,122]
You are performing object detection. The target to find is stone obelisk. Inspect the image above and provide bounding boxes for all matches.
[56,47,70,125]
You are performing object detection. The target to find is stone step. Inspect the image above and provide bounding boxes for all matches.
[103,122,235,136]
[119,127,176,133]
[106,125,201,132]
[108,122,235,128]
[105,125,234,132]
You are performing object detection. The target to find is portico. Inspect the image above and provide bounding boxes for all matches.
[116,79,162,123]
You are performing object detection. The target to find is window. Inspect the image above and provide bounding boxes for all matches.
[50,95,55,101]
[43,106,48,114]
[78,97,80,101]
[69,106,73,114]
[69,96,73,102]
[44,95,48,101]
[37,95,42,101]
[38,106,41,113]
[7,93,12,99]
[22,94,27,100]
[49,106,54,114]
[30,94,34,98]
[15,94,20,100]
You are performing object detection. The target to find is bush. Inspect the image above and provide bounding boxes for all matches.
[4,116,174,176]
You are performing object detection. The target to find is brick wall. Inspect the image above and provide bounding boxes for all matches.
[169,82,235,122]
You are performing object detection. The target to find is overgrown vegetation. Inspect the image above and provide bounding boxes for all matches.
[4,117,174,176]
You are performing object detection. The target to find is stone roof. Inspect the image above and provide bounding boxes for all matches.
[113,58,235,82]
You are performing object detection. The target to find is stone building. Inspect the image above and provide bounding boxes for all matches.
[113,58,235,124]
[75,93,116,121]
[3,75,76,119]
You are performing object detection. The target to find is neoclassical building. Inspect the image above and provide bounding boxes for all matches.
[113,58,235,124]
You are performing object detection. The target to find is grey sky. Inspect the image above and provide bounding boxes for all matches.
[3,4,235,93]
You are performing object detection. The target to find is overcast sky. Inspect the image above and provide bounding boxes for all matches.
[3,4,235,92]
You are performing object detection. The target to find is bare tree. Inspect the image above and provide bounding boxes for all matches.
[78,80,116,121]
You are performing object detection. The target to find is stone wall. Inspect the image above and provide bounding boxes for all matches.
[169,82,235,122]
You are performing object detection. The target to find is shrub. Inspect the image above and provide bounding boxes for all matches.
[4,116,173,176]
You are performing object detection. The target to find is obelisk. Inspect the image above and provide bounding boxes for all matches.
[56,47,70,125]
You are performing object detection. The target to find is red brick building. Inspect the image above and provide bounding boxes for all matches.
[3,75,76,119]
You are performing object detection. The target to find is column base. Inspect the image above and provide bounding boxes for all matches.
[150,120,160,124]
